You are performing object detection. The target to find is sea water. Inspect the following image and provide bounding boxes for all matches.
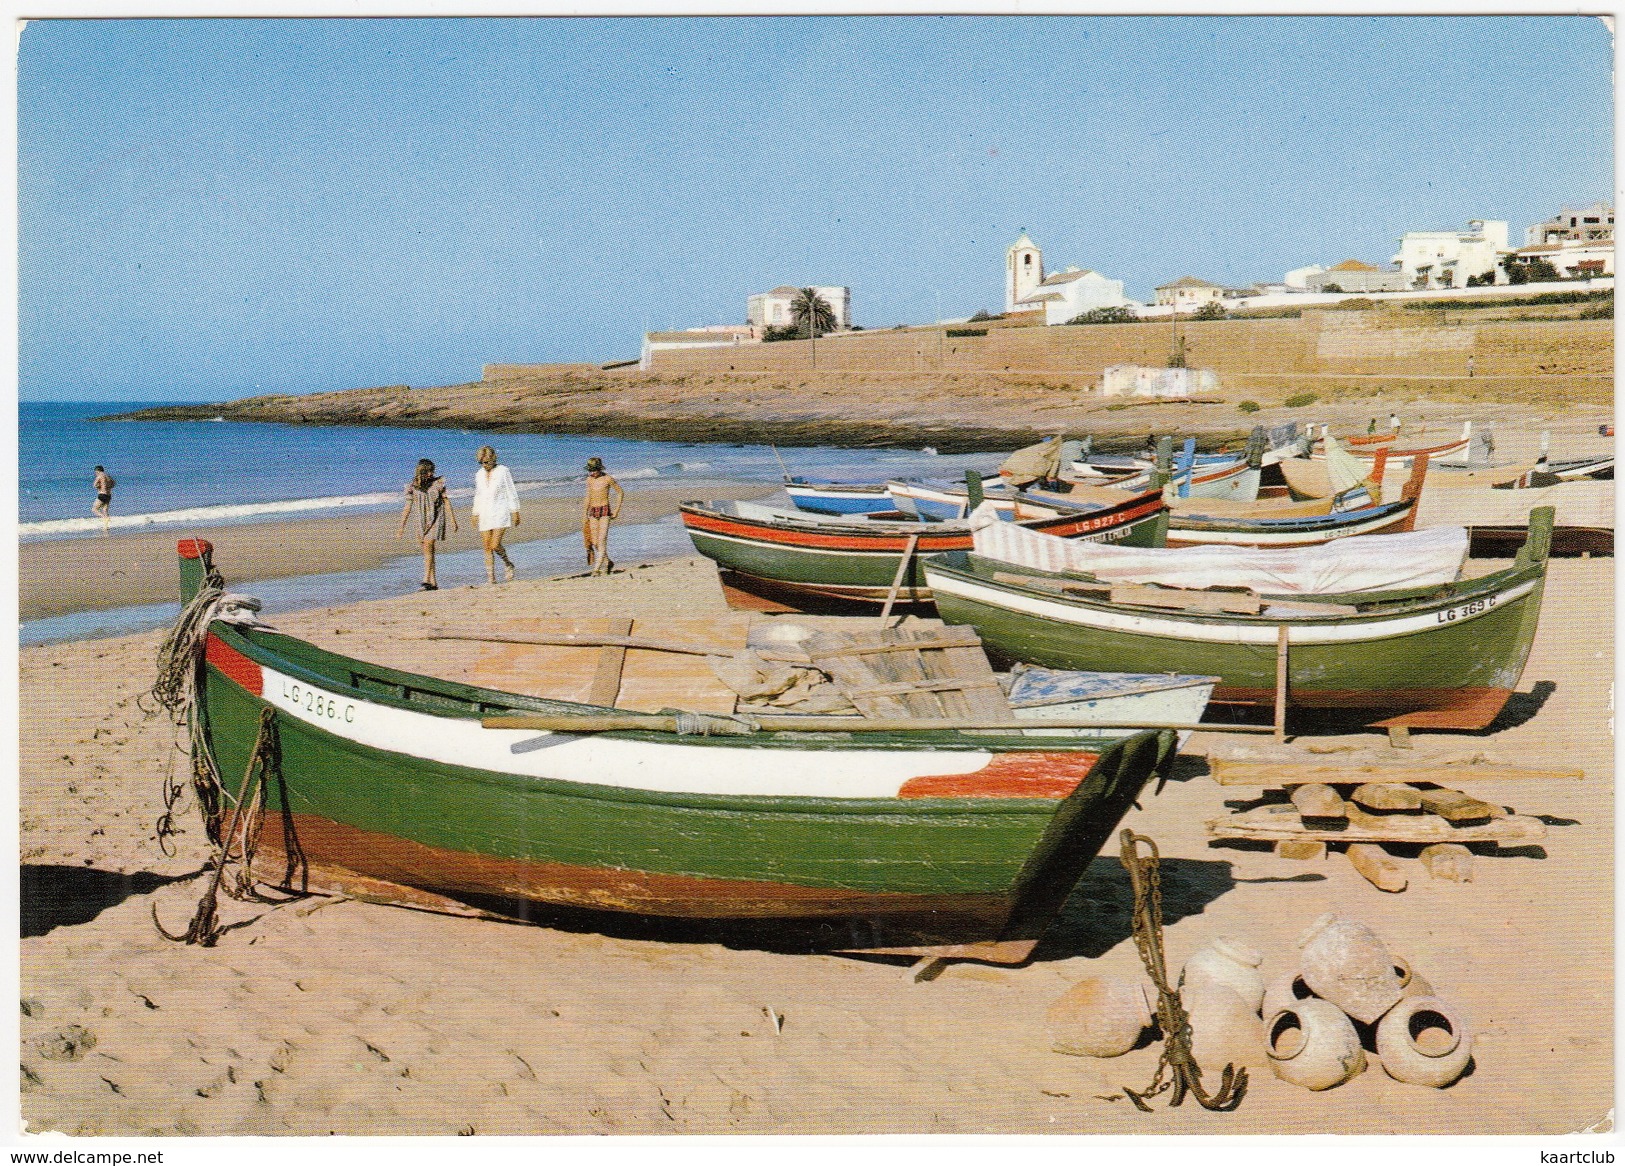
[19,400,1000,643]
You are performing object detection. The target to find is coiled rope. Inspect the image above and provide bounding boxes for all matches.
[141,574,231,852]
[1118,829,1247,1112]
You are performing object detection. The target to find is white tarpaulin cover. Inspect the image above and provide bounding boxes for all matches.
[968,504,1468,594]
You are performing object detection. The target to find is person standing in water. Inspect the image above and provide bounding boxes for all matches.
[582,457,623,575]
[92,466,114,533]
[471,445,520,583]
[397,458,456,590]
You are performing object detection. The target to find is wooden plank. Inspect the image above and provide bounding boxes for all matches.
[1350,783,1425,813]
[843,676,1005,699]
[1290,783,1346,821]
[877,532,920,629]
[587,618,634,708]
[1274,624,1289,744]
[809,628,983,659]
[1346,843,1407,892]
[1109,583,1263,615]
[805,626,1017,722]
[1275,839,1326,861]
[1207,760,1586,787]
[1414,787,1500,824]
[468,616,750,714]
[1206,802,1545,844]
[1420,843,1474,882]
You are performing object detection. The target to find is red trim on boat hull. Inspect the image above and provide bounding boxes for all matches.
[249,813,1016,935]
[899,751,1102,799]
[1212,684,1513,730]
[205,633,263,696]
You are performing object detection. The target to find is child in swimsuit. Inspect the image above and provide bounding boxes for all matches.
[582,457,624,575]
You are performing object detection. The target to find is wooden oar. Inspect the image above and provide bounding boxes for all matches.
[877,532,920,627]
[481,712,1275,735]
[426,631,810,663]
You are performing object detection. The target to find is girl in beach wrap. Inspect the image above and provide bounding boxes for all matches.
[397,458,457,590]
[472,445,520,583]
[582,456,623,576]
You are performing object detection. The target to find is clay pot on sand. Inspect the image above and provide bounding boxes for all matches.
[1181,936,1266,1014]
[1047,975,1153,1058]
[1266,998,1367,1091]
[1181,979,1266,1073]
[1260,970,1318,1023]
[1296,914,1411,1025]
[1375,995,1473,1088]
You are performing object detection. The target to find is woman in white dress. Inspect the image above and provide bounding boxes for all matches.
[471,445,520,583]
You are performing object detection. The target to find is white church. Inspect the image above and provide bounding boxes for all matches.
[1004,233,1129,325]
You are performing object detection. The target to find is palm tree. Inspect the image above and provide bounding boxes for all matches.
[790,287,836,370]
[790,287,837,338]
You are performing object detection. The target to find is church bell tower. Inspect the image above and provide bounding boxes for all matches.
[1006,233,1043,313]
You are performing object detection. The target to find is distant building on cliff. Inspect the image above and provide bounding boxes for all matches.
[1154,276,1226,311]
[1512,203,1614,279]
[1003,234,1128,324]
[747,286,852,331]
[1392,219,1509,289]
[1305,259,1408,294]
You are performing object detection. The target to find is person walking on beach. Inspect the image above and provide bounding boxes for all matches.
[91,465,114,533]
[398,458,456,590]
[472,445,520,583]
[582,457,623,576]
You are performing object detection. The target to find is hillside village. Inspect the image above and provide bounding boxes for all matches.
[642,203,1614,369]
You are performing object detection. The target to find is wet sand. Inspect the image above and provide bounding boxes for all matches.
[17,546,1614,1136]
[19,477,777,622]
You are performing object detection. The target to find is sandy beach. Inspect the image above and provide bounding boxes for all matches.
[19,478,777,622]
[18,533,1614,1136]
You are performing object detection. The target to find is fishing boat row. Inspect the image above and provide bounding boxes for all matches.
[156,415,1566,964]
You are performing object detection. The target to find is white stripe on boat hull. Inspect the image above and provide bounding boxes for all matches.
[922,571,1539,647]
[259,663,992,800]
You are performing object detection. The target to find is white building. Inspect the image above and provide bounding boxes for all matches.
[1283,264,1327,290]
[1392,220,1509,289]
[1525,204,1614,247]
[1305,259,1408,294]
[1154,276,1226,311]
[747,285,852,331]
[1004,235,1128,323]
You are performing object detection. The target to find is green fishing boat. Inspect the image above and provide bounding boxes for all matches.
[163,539,1175,962]
[921,509,1554,730]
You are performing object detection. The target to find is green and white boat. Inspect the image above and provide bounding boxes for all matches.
[166,539,1175,963]
[921,509,1554,730]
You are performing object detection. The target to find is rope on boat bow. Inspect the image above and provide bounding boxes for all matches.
[154,707,290,946]
[1118,829,1247,1113]
[142,576,265,854]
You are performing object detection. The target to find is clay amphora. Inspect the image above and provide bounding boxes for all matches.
[1182,979,1266,1073]
[1260,970,1319,1023]
[1266,998,1367,1090]
[1375,995,1473,1088]
[1046,975,1152,1058]
[1181,936,1266,1014]
[1296,914,1410,1024]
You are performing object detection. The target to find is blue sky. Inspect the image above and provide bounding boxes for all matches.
[18,15,1614,402]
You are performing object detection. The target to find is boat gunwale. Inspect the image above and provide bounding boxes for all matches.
[1167,495,1415,532]
[209,678,1113,817]
[921,545,1547,627]
[209,622,1125,757]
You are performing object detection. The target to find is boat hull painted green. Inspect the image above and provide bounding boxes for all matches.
[681,494,1167,605]
[182,558,1171,955]
[922,531,1550,729]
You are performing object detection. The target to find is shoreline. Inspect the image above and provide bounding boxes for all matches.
[18,477,777,623]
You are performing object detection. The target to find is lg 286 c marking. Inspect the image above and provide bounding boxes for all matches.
[278,678,356,723]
